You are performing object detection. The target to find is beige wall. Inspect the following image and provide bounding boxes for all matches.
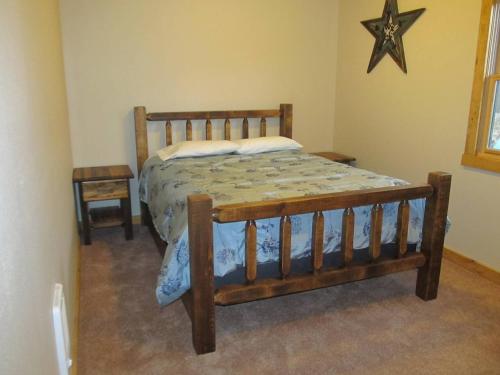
[60,0,340,215]
[335,0,500,271]
[0,1,79,374]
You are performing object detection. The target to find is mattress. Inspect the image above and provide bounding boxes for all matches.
[139,150,426,305]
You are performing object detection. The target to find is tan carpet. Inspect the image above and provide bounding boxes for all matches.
[77,226,500,375]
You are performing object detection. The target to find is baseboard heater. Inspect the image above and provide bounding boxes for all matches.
[52,283,72,375]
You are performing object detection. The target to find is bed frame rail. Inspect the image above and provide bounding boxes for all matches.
[185,171,451,354]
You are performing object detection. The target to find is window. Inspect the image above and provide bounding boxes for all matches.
[462,0,500,172]
[483,75,500,151]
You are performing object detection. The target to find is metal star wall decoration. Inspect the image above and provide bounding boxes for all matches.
[361,0,425,73]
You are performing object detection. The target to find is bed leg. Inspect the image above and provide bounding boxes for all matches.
[416,172,451,301]
[187,195,216,354]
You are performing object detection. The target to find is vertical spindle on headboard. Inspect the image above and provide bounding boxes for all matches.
[224,119,231,140]
[242,117,249,139]
[186,120,192,141]
[166,120,173,146]
[260,118,266,137]
[205,119,212,141]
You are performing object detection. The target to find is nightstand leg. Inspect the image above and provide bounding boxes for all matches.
[81,201,91,245]
[77,182,91,245]
[122,193,133,240]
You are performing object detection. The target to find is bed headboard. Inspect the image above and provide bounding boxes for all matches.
[133,104,292,176]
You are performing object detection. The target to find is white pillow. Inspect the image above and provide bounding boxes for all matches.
[157,140,240,161]
[234,136,303,155]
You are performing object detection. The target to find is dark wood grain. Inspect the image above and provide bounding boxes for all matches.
[166,120,172,146]
[134,106,148,179]
[73,165,133,182]
[213,184,433,223]
[205,119,212,140]
[396,200,410,257]
[89,207,123,228]
[280,216,292,279]
[224,119,231,140]
[186,120,192,141]
[82,180,128,201]
[242,117,249,139]
[416,172,452,300]
[245,220,257,284]
[279,103,293,138]
[133,103,452,355]
[187,195,215,354]
[215,253,426,305]
[147,109,281,121]
[369,204,383,261]
[78,182,91,245]
[74,165,134,244]
[311,211,324,274]
[312,152,356,164]
[260,117,266,137]
[341,207,355,266]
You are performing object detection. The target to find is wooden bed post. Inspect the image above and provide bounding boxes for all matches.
[187,195,216,354]
[280,104,293,138]
[416,172,452,300]
[134,106,148,225]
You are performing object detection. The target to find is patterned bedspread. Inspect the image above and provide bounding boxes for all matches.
[139,150,426,305]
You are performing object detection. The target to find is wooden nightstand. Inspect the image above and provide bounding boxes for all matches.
[312,152,356,165]
[73,165,134,245]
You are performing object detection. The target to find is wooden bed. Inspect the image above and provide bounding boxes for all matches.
[134,104,451,355]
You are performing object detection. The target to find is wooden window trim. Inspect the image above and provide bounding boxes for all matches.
[480,74,500,155]
[462,0,500,173]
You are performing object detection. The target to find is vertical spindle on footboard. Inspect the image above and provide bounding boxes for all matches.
[341,208,355,266]
[311,212,324,274]
[245,220,257,284]
[280,216,292,279]
[224,119,231,140]
[370,204,383,261]
[166,120,172,146]
[206,119,212,140]
[396,200,410,257]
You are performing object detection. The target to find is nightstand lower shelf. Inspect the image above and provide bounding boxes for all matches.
[89,207,125,229]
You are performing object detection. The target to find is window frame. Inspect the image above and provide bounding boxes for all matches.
[481,74,500,155]
[462,0,500,173]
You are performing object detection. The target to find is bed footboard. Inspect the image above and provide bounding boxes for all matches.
[184,172,451,354]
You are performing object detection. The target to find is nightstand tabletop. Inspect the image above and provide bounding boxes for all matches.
[312,152,356,164]
[73,165,134,182]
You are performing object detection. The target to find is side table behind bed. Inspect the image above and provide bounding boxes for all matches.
[73,165,134,245]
